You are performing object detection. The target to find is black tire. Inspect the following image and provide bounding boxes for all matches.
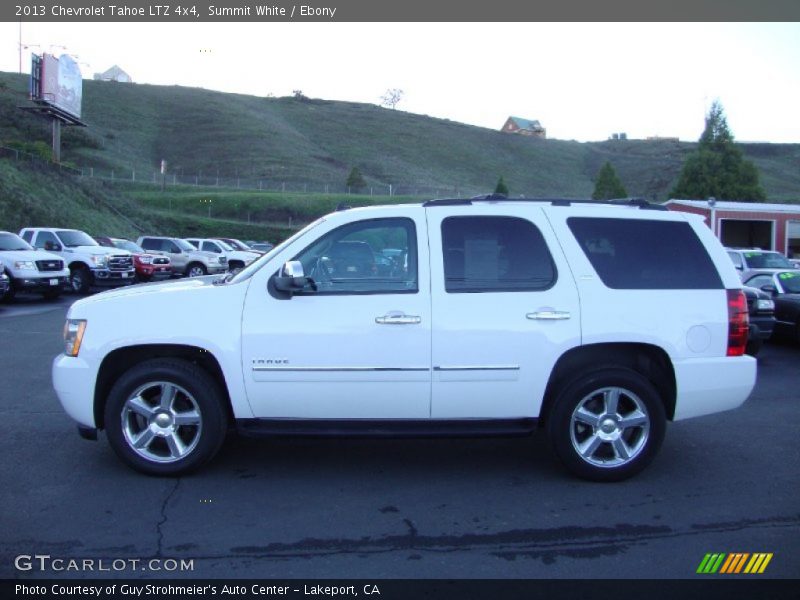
[185,263,207,277]
[104,358,228,476]
[745,327,763,356]
[546,368,666,482]
[42,289,61,301]
[1,275,15,303]
[69,265,93,294]
[229,261,244,274]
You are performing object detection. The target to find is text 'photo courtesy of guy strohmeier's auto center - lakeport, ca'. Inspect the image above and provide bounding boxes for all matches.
[0,6,799,600]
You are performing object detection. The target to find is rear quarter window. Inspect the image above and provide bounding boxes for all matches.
[567,217,723,290]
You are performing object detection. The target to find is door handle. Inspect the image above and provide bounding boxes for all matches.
[526,310,571,320]
[376,312,422,325]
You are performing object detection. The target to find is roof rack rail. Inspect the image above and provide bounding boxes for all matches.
[422,197,667,211]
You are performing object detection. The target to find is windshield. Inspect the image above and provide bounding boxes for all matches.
[743,252,794,269]
[0,232,33,251]
[57,230,98,248]
[778,271,800,293]
[175,239,196,252]
[114,239,144,253]
[224,217,326,284]
[224,239,249,250]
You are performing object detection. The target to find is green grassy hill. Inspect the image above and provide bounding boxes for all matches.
[2,71,798,202]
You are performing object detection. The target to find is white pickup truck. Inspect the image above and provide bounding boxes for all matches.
[0,231,69,300]
[20,227,135,294]
[52,198,756,481]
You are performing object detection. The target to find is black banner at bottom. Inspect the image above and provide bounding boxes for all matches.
[4,579,799,600]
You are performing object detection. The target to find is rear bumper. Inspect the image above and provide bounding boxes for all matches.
[672,355,757,421]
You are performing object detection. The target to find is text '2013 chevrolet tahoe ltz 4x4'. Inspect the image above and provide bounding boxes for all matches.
[52,198,756,481]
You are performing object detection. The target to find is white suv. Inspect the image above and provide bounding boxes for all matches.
[52,198,756,481]
[184,238,260,272]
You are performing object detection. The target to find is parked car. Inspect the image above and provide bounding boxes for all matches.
[184,238,259,273]
[741,286,775,356]
[246,240,274,253]
[217,238,260,253]
[744,270,800,344]
[19,228,134,294]
[0,231,70,301]
[95,237,173,283]
[726,248,798,281]
[53,198,756,481]
[0,262,9,299]
[136,236,228,277]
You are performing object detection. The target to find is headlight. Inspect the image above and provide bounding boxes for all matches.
[15,260,36,270]
[756,299,775,311]
[90,255,108,267]
[63,319,87,357]
[139,255,153,265]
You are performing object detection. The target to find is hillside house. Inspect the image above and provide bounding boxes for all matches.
[93,65,132,83]
[501,116,546,138]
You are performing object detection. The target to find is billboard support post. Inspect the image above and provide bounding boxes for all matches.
[51,119,61,163]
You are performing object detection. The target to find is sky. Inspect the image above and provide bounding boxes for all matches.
[1,21,799,143]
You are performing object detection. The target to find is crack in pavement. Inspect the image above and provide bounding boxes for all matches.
[155,478,181,558]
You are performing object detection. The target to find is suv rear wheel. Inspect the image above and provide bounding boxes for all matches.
[546,368,666,482]
[104,358,228,476]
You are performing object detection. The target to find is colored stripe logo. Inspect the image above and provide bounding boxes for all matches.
[697,553,773,574]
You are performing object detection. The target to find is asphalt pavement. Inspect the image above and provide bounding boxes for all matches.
[1,295,798,579]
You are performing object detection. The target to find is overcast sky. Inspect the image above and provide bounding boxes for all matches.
[1,22,799,143]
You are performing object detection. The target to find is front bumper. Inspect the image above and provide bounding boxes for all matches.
[13,275,68,292]
[137,265,173,280]
[92,268,136,286]
[52,353,96,428]
[749,313,776,340]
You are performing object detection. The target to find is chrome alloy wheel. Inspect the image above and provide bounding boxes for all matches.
[121,381,203,463]
[569,386,650,468]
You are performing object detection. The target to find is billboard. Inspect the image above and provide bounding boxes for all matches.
[30,53,82,119]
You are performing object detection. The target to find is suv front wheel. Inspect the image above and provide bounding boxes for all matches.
[546,368,666,482]
[104,358,228,476]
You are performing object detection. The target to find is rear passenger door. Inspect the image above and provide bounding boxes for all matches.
[426,206,581,419]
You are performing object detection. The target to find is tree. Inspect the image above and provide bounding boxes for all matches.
[592,162,627,200]
[346,166,366,191]
[380,88,404,109]
[494,176,509,196]
[670,101,766,202]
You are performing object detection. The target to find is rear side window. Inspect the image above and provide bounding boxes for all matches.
[567,217,723,290]
[140,238,159,251]
[442,216,556,293]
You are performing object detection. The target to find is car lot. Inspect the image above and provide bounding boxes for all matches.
[1,298,798,579]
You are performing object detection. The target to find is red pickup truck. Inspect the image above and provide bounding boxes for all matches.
[95,237,172,283]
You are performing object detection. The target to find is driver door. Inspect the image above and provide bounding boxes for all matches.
[241,213,432,419]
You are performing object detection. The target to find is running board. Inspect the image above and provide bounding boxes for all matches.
[236,418,538,439]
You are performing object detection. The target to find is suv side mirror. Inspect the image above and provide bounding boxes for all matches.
[273,261,314,295]
[44,241,62,252]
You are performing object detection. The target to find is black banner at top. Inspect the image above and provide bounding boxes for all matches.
[4,0,800,22]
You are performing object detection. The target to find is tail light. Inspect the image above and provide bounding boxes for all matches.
[726,289,749,357]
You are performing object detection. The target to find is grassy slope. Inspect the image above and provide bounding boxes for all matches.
[1,71,797,244]
[0,160,157,237]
